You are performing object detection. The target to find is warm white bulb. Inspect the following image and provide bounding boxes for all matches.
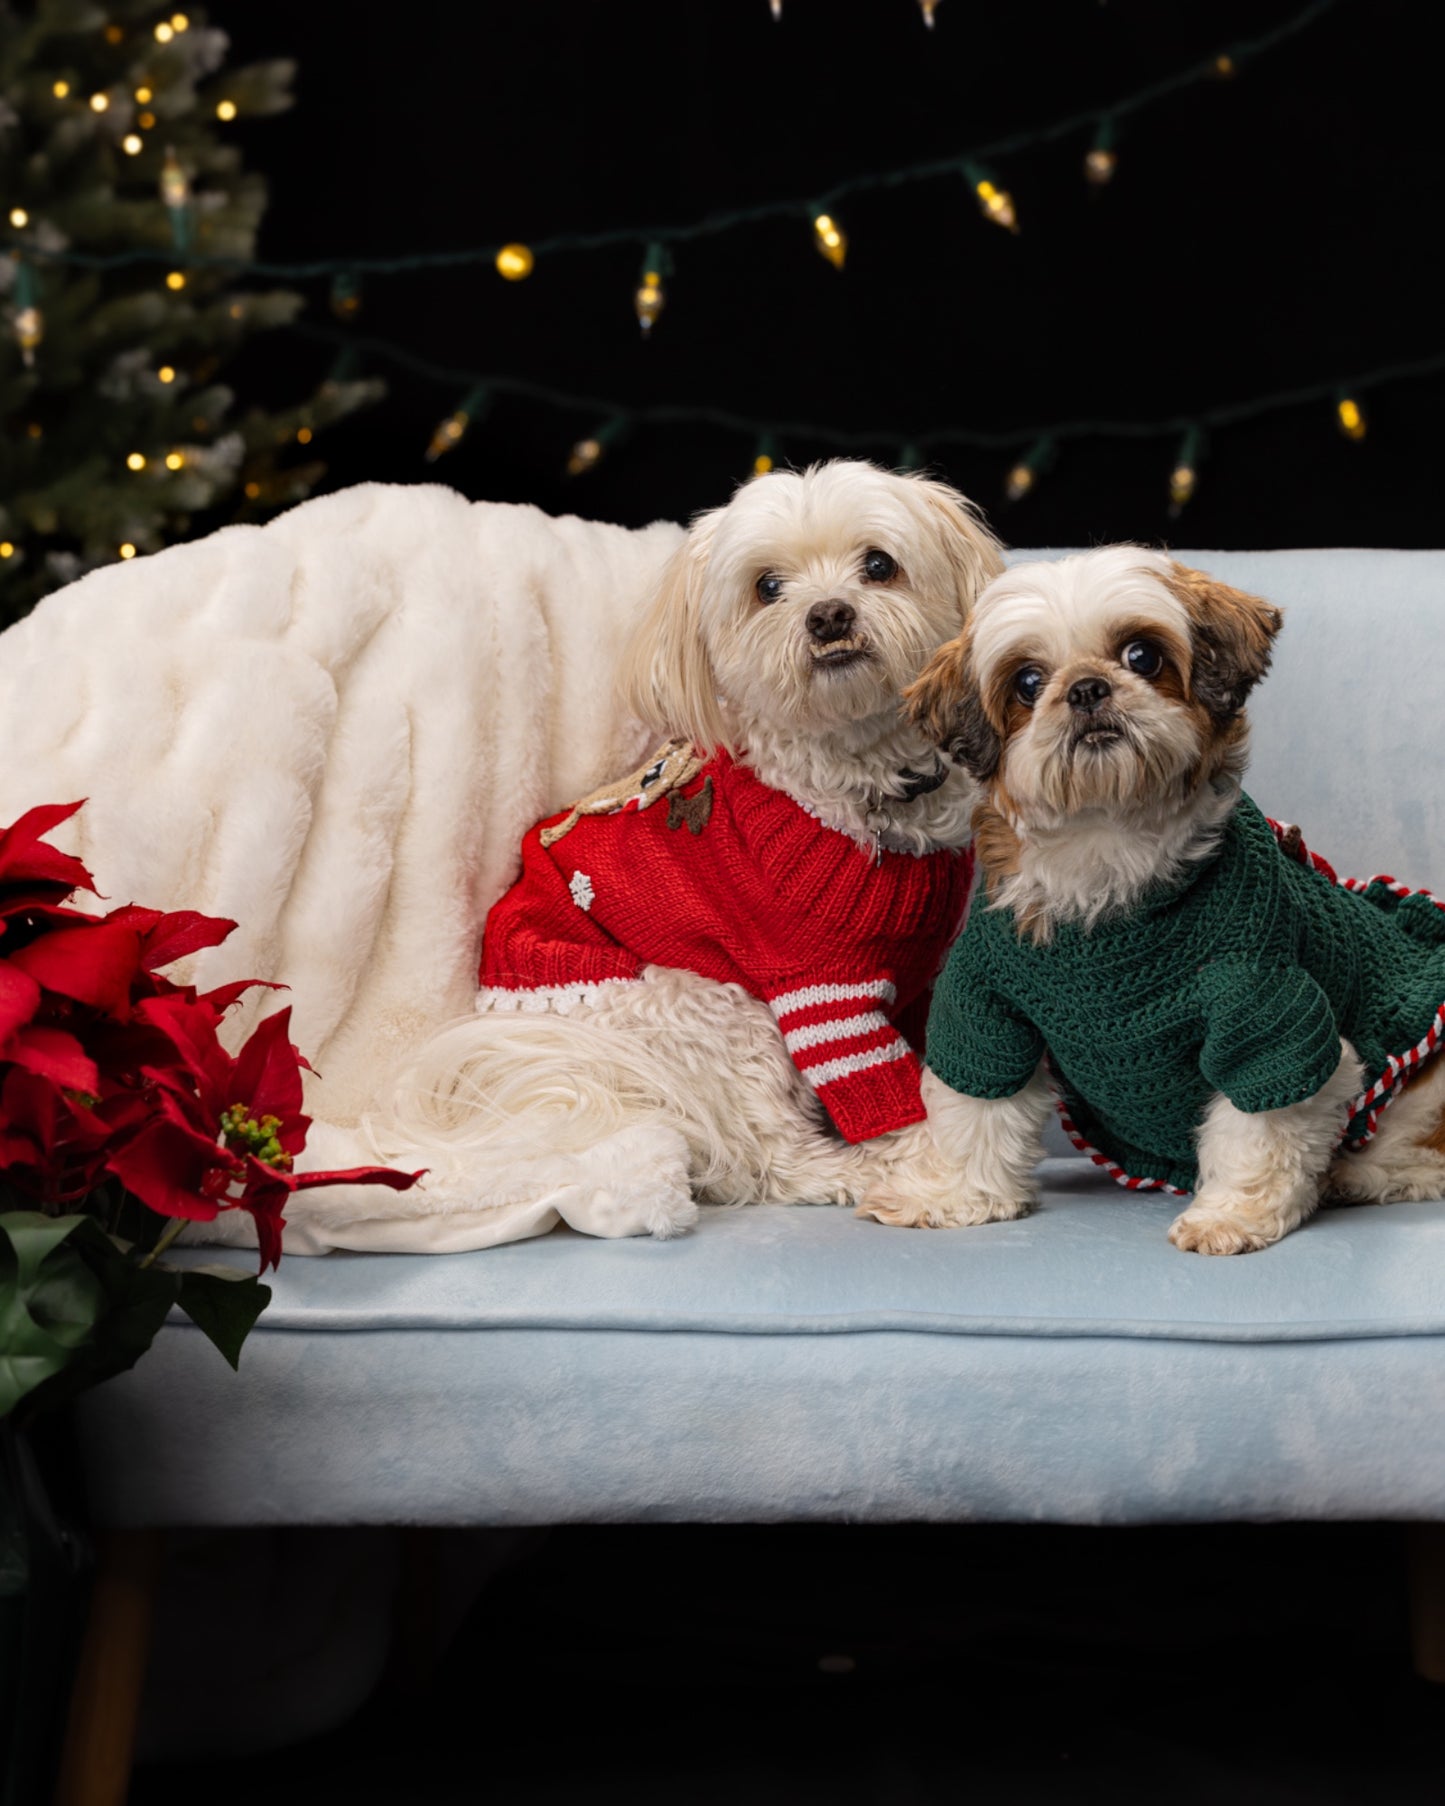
[52,80,70,98]
[165,451,185,470]
[216,99,238,121]
[158,365,176,383]
[154,21,174,42]
[119,543,138,559]
[8,207,28,228]
[171,11,190,29]
[89,92,109,112]
[123,133,143,154]
[126,452,147,471]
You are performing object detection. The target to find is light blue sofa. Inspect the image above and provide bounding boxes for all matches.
[42,545,1445,1796]
[74,548,1445,1532]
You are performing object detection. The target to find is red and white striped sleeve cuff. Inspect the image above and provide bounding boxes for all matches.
[767,980,926,1143]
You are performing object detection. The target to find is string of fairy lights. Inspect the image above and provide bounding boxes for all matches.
[7,0,1410,538]
[292,323,1444,517]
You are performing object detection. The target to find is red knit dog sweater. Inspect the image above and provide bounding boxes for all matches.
[480,748,974,1143]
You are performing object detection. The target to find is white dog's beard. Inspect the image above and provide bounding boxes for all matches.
[1011,709,1205,817]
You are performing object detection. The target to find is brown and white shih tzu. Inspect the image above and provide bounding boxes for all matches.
[884,544,1445,1254]
[371,460,1005,1247]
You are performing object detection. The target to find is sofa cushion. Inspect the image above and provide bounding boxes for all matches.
[77,1163,1445,1527]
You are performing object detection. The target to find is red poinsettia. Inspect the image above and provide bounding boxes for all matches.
[0,800,420,1272]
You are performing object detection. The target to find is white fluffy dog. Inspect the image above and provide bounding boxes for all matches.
[374,461,1005,1240]
[891,545,1445,1253]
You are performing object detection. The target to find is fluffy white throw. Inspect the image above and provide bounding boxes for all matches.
[0,482,683,1252]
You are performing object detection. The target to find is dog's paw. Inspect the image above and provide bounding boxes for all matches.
[1167,1203,1278,1255]
[857,1188,1031,1230]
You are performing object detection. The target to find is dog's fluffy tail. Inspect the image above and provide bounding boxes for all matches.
[363,1003,733,1190]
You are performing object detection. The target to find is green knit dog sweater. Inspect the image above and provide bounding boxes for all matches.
[928,795,1445,1193]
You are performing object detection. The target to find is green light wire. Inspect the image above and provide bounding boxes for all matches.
[21,0,1343,281]
[290,320,1445,455]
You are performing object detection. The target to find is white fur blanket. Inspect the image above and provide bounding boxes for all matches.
[0,482,683,1251]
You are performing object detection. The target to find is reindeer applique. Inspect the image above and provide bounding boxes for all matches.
[540,738,714,848]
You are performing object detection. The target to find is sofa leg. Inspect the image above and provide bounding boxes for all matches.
[52,1528,164,1806]
[1407,1523,1445,1685]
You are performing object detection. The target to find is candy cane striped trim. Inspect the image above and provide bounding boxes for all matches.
[769,979,897,1017]
[783,1010,891,1054]
[1047,1071,1192,1196]
[1324,866,1445,1147]
[1337,1000,1445,1150]
[1339,871,1445,911]
[802,1038,912,1090]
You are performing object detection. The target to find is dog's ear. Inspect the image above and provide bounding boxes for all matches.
[617,508,731,753]
[904,474,1007,626]
[1160,560,1284,723]
[903,624,1001,781]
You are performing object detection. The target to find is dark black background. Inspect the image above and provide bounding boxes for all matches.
[219,0,1441,549]
[125,10,1445,1793]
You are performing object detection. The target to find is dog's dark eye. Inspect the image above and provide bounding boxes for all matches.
[862,548,897,583]
[1014,665,1046,707]
[756,572,784,604]
[1122,640,1163,679]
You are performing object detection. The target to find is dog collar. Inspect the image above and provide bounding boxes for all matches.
[894,754,949,803]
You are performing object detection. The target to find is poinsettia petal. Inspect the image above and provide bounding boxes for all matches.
[0,890,92,929]
[132,993,236,1114]
[288,1163,425,1192]
[0,1129,39,1168]
[8,921,142,1013]
[1,1025,100,1093]
[229,1173,289,1273]
[106,1118,227,1221]
[0,801,95,896]
[1,1066,62,1152]
[230,1008,305,1124]
[104,905,238,970]
[0,963,42,1042]
[197,977,283,1018]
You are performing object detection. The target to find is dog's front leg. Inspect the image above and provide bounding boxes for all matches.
[858,1064,1051,1228]
[1169,1040,1364,1254]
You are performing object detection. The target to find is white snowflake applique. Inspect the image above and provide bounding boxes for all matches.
[569,869,595,912]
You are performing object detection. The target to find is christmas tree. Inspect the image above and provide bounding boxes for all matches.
[0,0,381,626]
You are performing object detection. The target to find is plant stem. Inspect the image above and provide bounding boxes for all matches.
[138,1218,188,1269]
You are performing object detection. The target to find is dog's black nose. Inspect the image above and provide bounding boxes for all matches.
[1067,675,1112,713]
[806,599,857,643]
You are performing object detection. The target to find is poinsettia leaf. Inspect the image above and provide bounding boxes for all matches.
[7,922,142,1014]
[17,1222,108,1351]
[0,963,42,1044]
[0,1214,128,1420]
[0,1214,182,1423]
[174,1269,272,1370]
